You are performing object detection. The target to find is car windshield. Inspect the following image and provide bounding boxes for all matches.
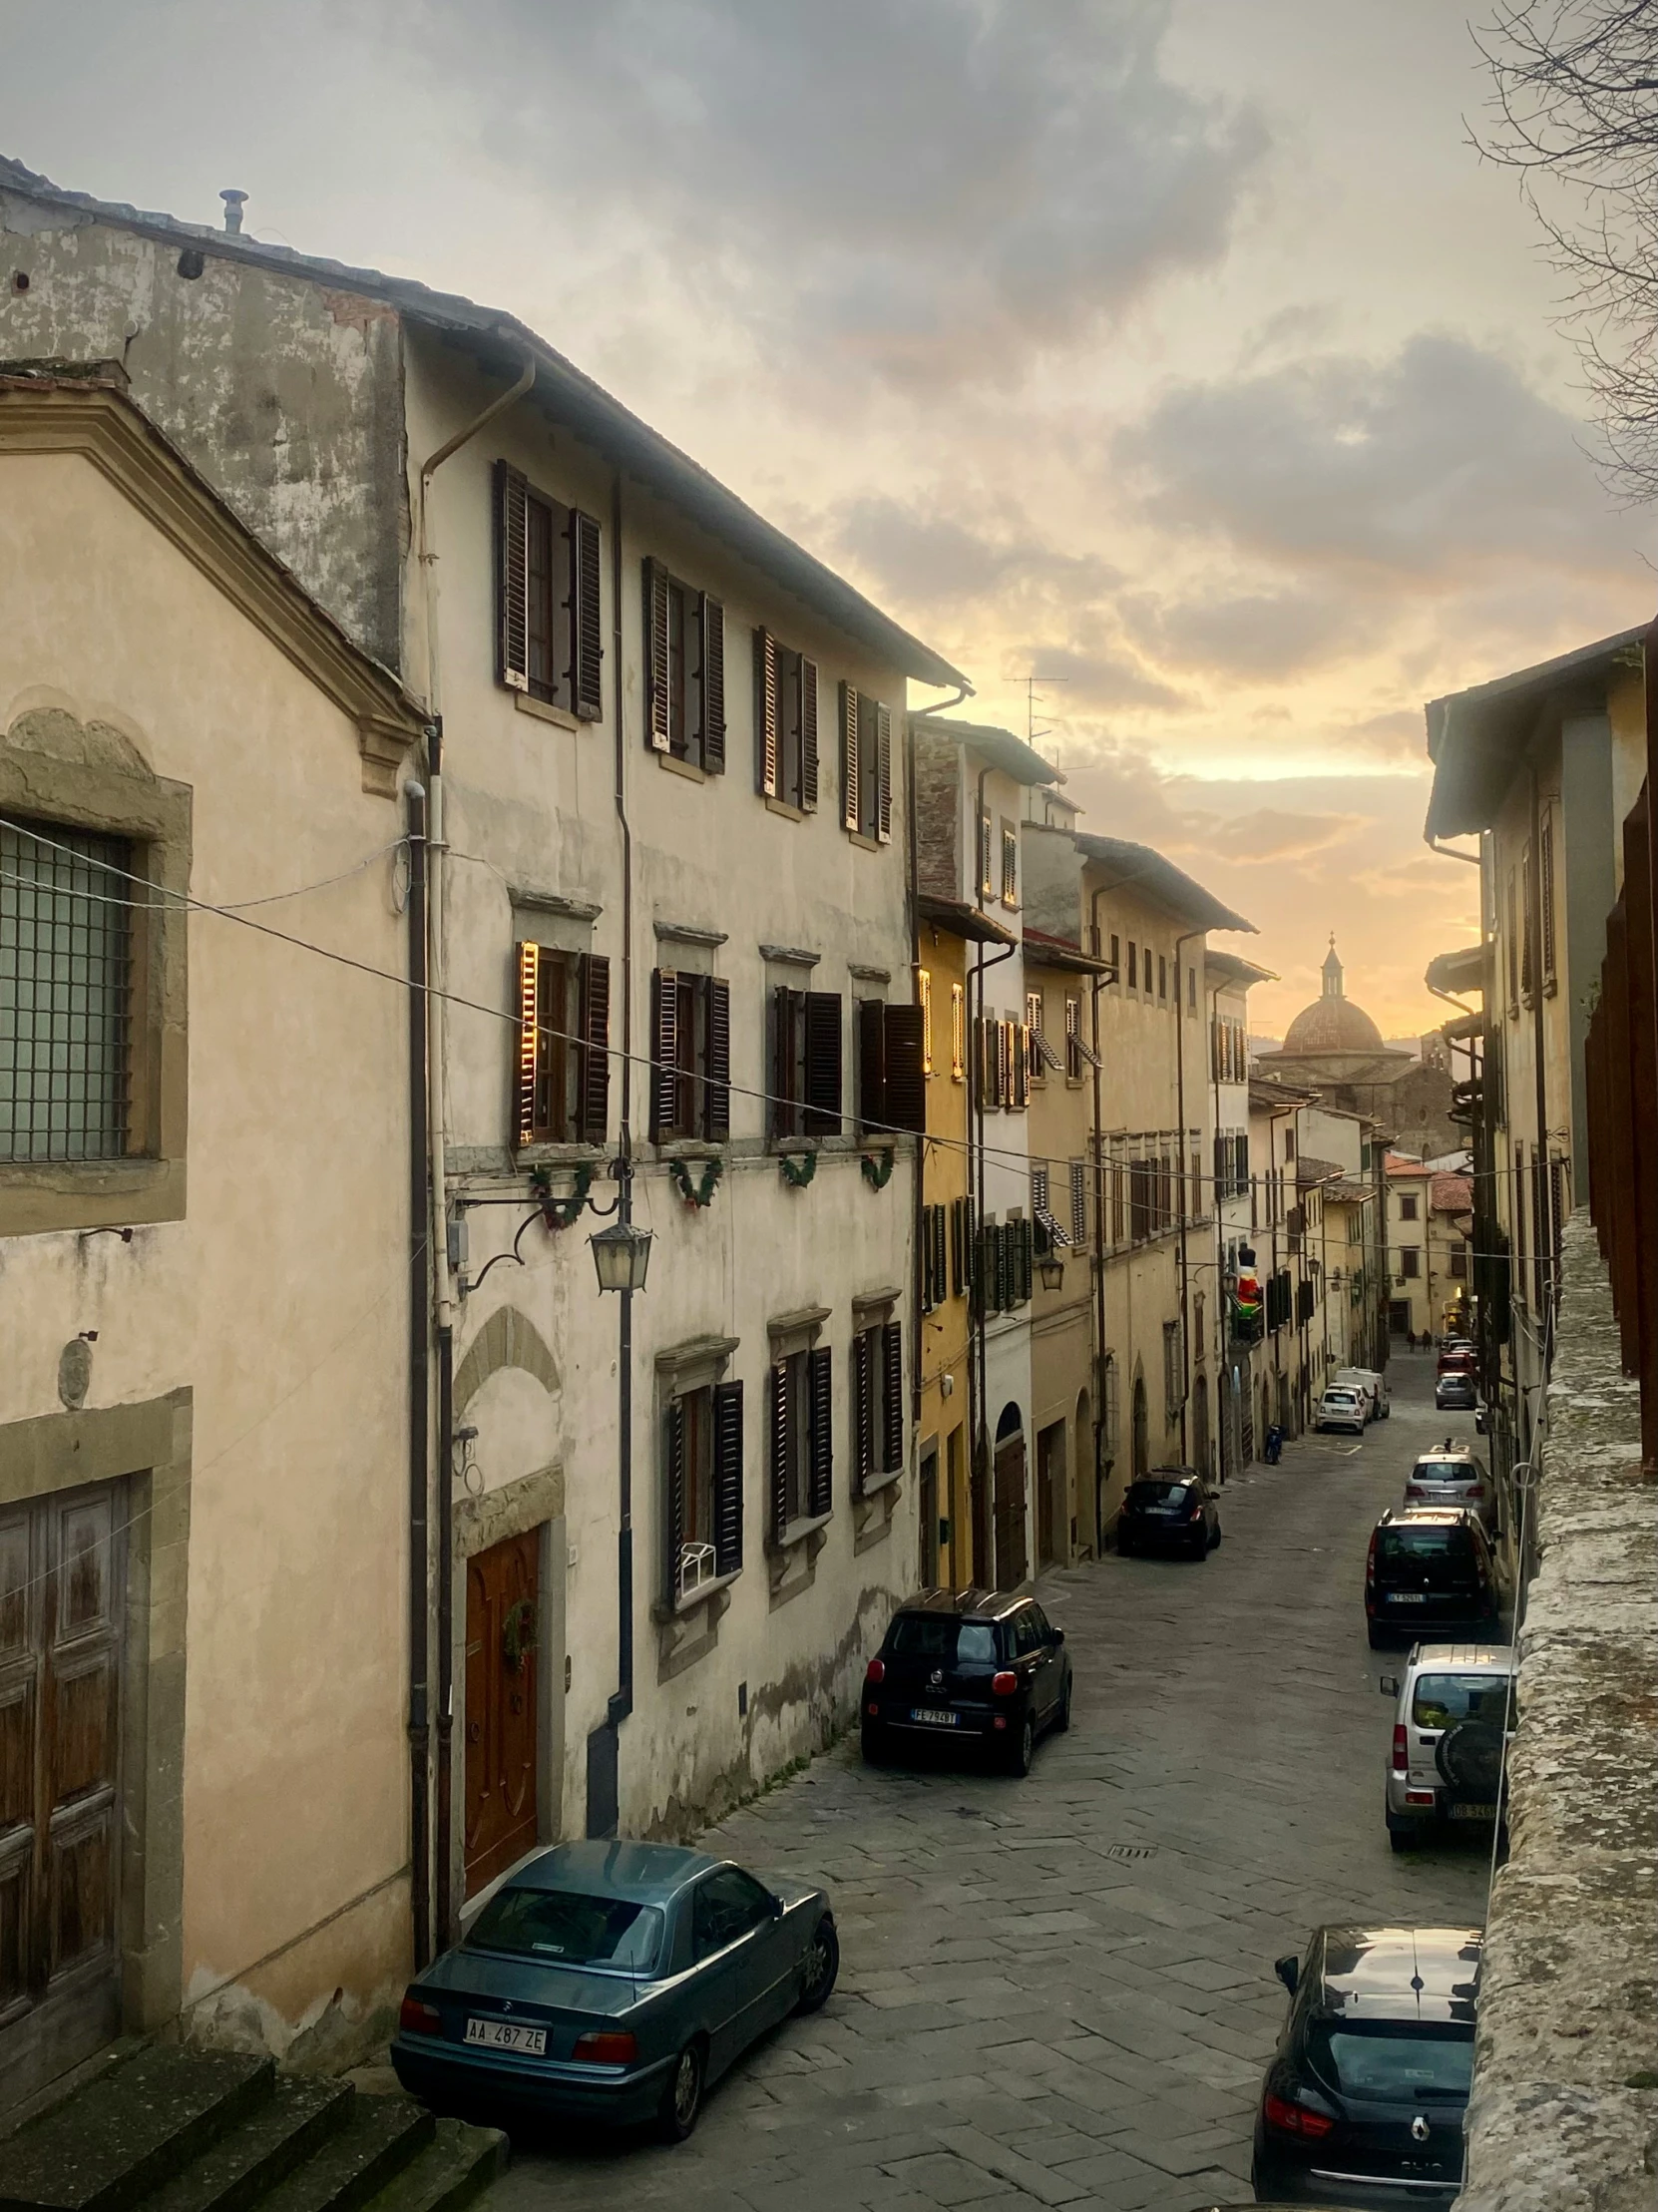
[468,1887,664,1972]
[1378,1526,1472,1563]
[888,1614,999,1667]
[1127,1481,1191,1508]
[1308,2022,1474,2103]
[1413,1673,1515,1729]
[1414,1461,1477,1484]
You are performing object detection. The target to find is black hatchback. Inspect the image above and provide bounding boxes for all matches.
[1115,1468,1221,1559]
[1366,1508,1500,1649]
[860,1590,1071,1776]
[1251,1924,1480,2207]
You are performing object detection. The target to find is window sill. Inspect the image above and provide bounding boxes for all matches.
[652,1565,741,1623]
[764,795,808,823]
[845,828,885,853]
[0,1155,185,1239]
[654,1138,723,1160]
[770,1509,832,1553]
[858,1465,904,1500]
[514,691,584,732]
[656,751,707,784]
[515,1140,610,1167]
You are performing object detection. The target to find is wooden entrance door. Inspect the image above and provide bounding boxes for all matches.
[463,1531,541,1899]
[918,1448,939,1589]
[993,1435,1028,1590]
[0,1483,125,2106]
[1036,1424,1063,1569]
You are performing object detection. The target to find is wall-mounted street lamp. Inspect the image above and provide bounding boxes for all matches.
[1037,1253,1065,1294]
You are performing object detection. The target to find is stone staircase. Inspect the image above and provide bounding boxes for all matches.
[0,2045,505,2212]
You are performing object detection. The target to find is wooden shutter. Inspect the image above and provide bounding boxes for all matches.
[755,628,780,797]
[800,657,819,811]
[803,991,843,1136]
[852,1329,873,1494]
[950,1196,965,1297]
[1020,1219,1035,1304]
[1540,815,1556,984]
[880,1321,903,1475]
[876,704,893,843]
[515,940,540,1145]
[807,1345,833,1517]
[769,1360,791,1541]
[649,969,678,1141]
[699,596,726,772]
[996,1019,1013,1109]
[1070,1159,1087,1247]
[577,953,611,1142]
[571,509,605,720]
[840,681,860,832]
[857,998,886,1129]
[704,977,731,1140]
[933,1206,948,1304]
[881,1004,926,1135]
[712,1380,743,1575]
[771,985,796,1141]
[644,558,671,752]
[495,460,531,692]
[664,1396,686,1599]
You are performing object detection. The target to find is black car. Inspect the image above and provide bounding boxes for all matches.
[1115,1468,1222,1559]
[861,1589,1071,1776]
[1365,1508,1500,1649]
[1251,1924,1480,2207]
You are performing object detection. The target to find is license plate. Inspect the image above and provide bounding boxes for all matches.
[910,1707,960,1726]
[464,2016,547,2054]
[1449,1803,1497,1821]
[1390,1592,1427,1603]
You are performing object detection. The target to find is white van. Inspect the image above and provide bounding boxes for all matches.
[1336,1366,1391,1421]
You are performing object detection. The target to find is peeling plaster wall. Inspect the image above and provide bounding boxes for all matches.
[0,201,407,671]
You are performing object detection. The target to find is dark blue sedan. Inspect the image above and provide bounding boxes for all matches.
[390,1841,838,2141]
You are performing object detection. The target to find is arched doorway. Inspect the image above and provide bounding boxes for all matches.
[1192,1373,1210,1483]
[1131,1373,1150,1481]
[993,1403,1028,1589]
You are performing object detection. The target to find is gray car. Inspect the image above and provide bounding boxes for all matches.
[1405,1442,1496,1532]
[1380,1643,1516,1850]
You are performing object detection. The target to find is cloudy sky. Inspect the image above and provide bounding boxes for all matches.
[7,0,1654,1033]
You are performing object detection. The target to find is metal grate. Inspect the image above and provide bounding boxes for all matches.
[0,817,133,1161]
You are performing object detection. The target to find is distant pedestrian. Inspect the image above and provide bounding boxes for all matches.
[1406,1328,1417,1352]
[1264,1423,1284,1465]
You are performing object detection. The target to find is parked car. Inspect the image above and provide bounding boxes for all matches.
[390,1841,837,2141]
[1336,1367,1391,1421]
[1379,1644,1516,1851]
[1316,1385,1368,1437]
[861,1588,1071,1775]
[1405,1442,1496,1532]
[1115,1468,1222,1557]
[1365,1508,1501,1649]
[1435,1369,1478,1412]
[1251,1923,1481,2206]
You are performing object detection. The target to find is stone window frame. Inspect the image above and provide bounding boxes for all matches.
[0,714,192,1237]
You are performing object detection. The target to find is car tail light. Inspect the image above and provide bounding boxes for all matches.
[992,1670,1019,1697]
[572,2030,638,2065]
[1407,1789,1436,1806]
[1263,2091,1335,2140]
[1467,1485,1485,1500]
[399,1994,441,2036]
[865,1657,885,1686]
[1392,1724,1409,1773]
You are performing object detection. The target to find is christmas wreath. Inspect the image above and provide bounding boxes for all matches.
[502,1597,539,1671]
[670,1155,724,1209]
[531,1161,594,1230]
[860,1149,895,1191]
[778,1149,817,1189]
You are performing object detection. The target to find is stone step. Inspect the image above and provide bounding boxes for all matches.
[355,2121,506,2212]
[0,2049,274,2212]
[143,2081,355,2212]
[249,2100,435,2212]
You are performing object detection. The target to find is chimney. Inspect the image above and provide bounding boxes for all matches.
[219,190,247,235]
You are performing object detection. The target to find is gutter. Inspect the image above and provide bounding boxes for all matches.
[404,780,431,1970]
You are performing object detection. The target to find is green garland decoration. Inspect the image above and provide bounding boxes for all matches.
[670,1155,724,1209]
[531,1161,594,1231]
[860,1148,896,1191]
[502,1597,539,1672]
[778,1149,817,1189]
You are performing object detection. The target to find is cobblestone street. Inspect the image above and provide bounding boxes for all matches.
[494,1352,1490,2212]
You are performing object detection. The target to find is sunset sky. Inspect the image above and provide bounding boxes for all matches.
[9,0,1655,1036]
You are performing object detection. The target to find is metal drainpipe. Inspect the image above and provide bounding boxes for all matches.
[906,714,924,1442]
[1172,929,1203,1464]
[404,781,432,1970]
[972,930,1017,1579]
[1209,977,1227,1482]
[1527,763,1552,1351]
[1087,888,1109,1548]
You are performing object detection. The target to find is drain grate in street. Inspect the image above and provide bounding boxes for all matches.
[1100,1843,1156,1861]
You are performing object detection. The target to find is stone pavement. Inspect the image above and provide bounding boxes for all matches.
[493,1351,1490,2211]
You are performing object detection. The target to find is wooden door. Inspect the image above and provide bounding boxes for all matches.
[918,1449,939,1589]
[463,1531,541,1899]
[0,1483,125,2108]
[993,1435,1028,1590]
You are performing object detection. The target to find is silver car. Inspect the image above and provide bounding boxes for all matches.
[1406,1441,1496,1532]
[1315,1385,1367,1435]
[1380,1643,1516,1850]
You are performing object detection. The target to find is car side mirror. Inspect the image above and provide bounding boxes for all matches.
[1379,1675,1399,1696]
[1048,1628,1065,1647]
[769,1892,785,1920]
[1275,1955,1299,1995]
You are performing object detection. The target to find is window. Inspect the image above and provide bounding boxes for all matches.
[1520,841,1534,1002]
[1001,823,1019,907]
[1399,1192,1419,1222]
[495,461,603,718]
[978,812,994,898]
[1069,1159,1088,1249]
[754,630,818,810]
[1450,1242,1468,1280]
[950,982,967,1082]
[950,1194,970,1296]
[1108,933,1120,983]
[919,969,933,1076]
[471,1887,663,1972]
[1283,1127,1295,1161]
[852,1319,903,1492]
[692,1867,773,1961]
[1063,993,1099,1081]
[1157,954,1167,1002]
[1127,942,1137,990]
[1505,868,1519,1012]
[1027,991,1061,1081]
[1109,1153,1125,1245]
[976,1015,1029,1110]
[1162,1317,1185,1418]
[643,560,725,769]
[838,684,893,842]
[1129,1156,1154,1243]
[973,1214,1034,1314]
[648,971,730,1141]
[770,988,842,1141]
[856,999,927,1135]
[1187,965,1196,1013]
[1031,1164,1069,1255]
[663,1380,743,1602]
[1401,1247,1422,1279]
[769,1345,833,1537]
[1540,812,1557,989]
[921,1203,950,1310]
[1,818,132,1162]
[515,943,611,1146]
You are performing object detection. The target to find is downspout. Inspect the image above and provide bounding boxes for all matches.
[1087,887,1109,1548]
[1527,763,1552,1347]
[404,781,431,1970]
[1173,929,1203,1463]
[972,929,1018,1578]
[906,715,924,1449]
[1209,977,1226,1482]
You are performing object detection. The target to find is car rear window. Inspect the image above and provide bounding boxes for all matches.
[1378,1525,1472,1563]
[888,1614,999,1666]
[1323,1390,1360,1404]
[1415,1461,1476,1484]
[1412,1673,1515,1728]
[1308,2022,1473,2103]
[1127,1481,1190,1508]
[468,1887,664,1972]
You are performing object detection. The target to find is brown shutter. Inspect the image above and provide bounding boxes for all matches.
[712,1380,743,1575]
[495,461,531,692]
[755,628,780,797]
[644,558,670,752]
[771,984,795,1142]
[807,1345,833,1518]
[704,977,731,1140]
[840,680,860,832]
[880,1321,903,1474]
[856,997,886,1130]
[649,968,678,1140]
[803,991,843,1136]
[515,940,540,1145]
[852,1330,873,1494]
[571,509,605,720]
[876,704,893,843]
[933,1206,948,1301]
[769,1360,791,1542]
[800,657,819,811]
[950,1196,965,1296]
[699,596,726,772]
[577,953,611,1142]
[881,1004,927,1135]
[664,1395,686,1599]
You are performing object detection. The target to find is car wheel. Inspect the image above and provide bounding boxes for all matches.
[1389,1826,1413,1854]
[1055,1673,1072,1732]
[1007,1714,1035,1777]
[1368,1624,1389,1649]
[859,1721,885,1766]
[795,1916,839,2014]
[1209,1522,1222,1549]
[657,2040,704,2143]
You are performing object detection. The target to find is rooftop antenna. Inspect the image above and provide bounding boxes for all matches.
[1024,672,1069,762]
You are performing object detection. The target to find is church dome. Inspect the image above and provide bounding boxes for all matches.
[1281,937,1384,1057]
